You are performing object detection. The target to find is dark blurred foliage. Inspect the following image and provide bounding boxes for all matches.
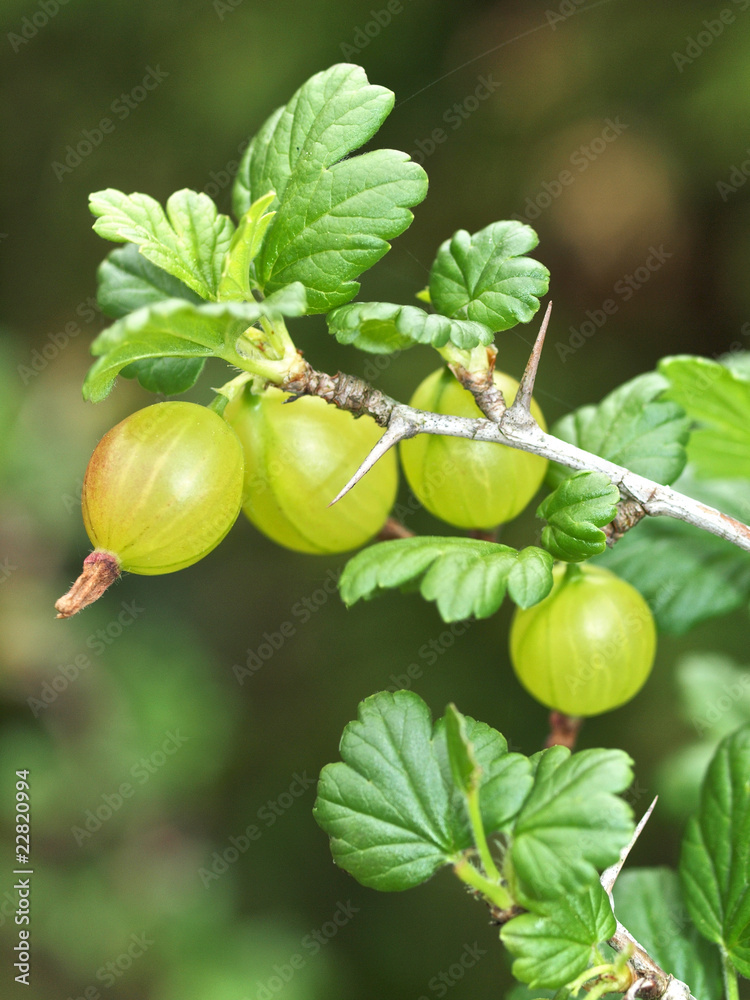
[2,1,750,997]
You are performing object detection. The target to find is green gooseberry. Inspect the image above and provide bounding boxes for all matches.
[399,367,548,529]
[225,387,398,554]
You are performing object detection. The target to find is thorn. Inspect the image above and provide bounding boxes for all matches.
[328,415,413,507]
[601,796,658,896]
[511,300,552,414]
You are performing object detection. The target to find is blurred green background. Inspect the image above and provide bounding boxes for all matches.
[2,1,750,997]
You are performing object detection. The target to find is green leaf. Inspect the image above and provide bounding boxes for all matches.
[97,243,203,319]
[675,653,750,742]
[537,471,620,562]
[89,188,235,301]
[507,547,558,609]
[232,65,427,313]
[549,373,690,487]
[679,725,750,977]
[313,691,458,891]
[654,654,750,820]
[659,354,750,479]
[82,298,290,403]
[433,716,533,838]
[313,691,521,891]
[326,301,494,353]
[501,882,615,989]
[507,745,634,904]
[339,537,554,622]
[217,192,276,301]
[613,868,723,1000]
[233,64,396,216]
[257,149,427,313]
[444,704,479,795]
[598,474,750,634]
[429,221,549,331]
[119,357,206,395]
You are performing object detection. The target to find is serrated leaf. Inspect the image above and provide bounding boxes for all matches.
[313,691,524,891]
[89,188,235,301]
[501,882,615,989]
[232,65,428,313]
[549,372,690,487]
[258,150,427,312]
[82,298,295,403]
[326,301,493,354]
[507,745,634,904]
[507,547,556,608]
[429,221,549,332]
[537,471,620,562]
[314,691,458,891]
[598,474,750,634]
[217,192,276,301]
[613,868,723,1000]
[339,537,554,622]
[120,356,206,395]
[679,725,750,977]
[233,63,395,216]
[659,354,750,479]
[97,243,203,319]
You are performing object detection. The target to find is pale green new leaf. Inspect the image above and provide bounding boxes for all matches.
[217,192,276,301]
[679,725,750,977]
[659,354,750,479]
[97,242,202,319]
[549,372,690,487]
[89,188,235,301]
[613,868,723,1000]
[429,221,549,331]
[339,537,554,622]
[82,296,303,402]
[537,471,620,562]
[326,301,494,353]
[501,882,615,989]
[508,745,634,904]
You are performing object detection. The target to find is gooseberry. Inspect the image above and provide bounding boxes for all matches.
[56,401,244,617]
[399,368,547,529]
[509,563,656,717]
[225,387,398,554]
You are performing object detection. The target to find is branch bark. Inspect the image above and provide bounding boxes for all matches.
[283,363,750,555]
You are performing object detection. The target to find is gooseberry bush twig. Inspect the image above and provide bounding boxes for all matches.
[56,63,750,1000]
[281,335,750,554]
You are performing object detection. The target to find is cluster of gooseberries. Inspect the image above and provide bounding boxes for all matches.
[57,364,656,719]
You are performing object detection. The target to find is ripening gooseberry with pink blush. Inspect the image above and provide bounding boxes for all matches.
[55,402,244,617]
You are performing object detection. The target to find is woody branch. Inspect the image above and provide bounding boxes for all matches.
[282,304,750,555]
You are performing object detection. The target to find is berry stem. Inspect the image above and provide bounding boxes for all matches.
[54,550,121,618]
[546,711,583,749]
